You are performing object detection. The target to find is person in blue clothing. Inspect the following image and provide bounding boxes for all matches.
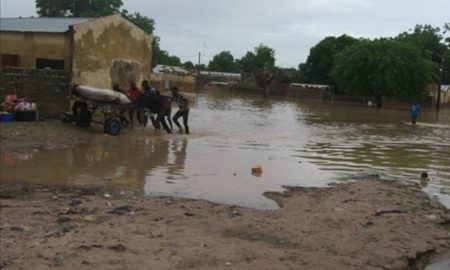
[410,101,421,125]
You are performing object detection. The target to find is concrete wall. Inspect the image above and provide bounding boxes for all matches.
[72,14,153,90]
[150,73,197,92]
[0,67,70,118]
[0,31,71,69]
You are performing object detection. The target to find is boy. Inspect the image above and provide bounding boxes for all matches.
[171,86,190,134]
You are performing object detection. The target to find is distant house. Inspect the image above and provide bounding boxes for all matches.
[151,64,196,92]
[153,65,190,76]
[0,15,153,89]
[199,71,241,81]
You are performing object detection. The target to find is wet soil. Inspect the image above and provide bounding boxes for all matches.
[0,120,93,157]
[1,121,450,269]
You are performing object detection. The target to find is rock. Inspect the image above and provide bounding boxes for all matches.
[103,193,112,199]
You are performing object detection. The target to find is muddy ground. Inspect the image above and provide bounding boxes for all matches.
[1,121,450,269]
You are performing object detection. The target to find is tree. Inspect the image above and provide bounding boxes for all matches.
[239,44,275,73]
[396,24,446,64]
[331,39,436,108]
[299,35,358,84]
[254,44,275,70]
[194,63,207,71]
[35,0,68,16]
[239,51,256,73]
[444,22,450,44]
[151,38,181,67]
[274,67,300,84]
[208,51,240,73]
[182,61,194,70]
[121,10,155,34]
[35,0,123,17]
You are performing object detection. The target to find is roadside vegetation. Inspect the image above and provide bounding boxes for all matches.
[34,1,449,105]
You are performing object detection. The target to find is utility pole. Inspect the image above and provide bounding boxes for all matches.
[196,52,201,105]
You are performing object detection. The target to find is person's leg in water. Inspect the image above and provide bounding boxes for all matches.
[166,106,173,130]
[182,108,189,134]
[411,115,417,125]
[173,108,189,134]
[157,108,172,133]
[128,108,135,126]
[119,108,129,127]
[172,109,182,132]
[136,107,145,127]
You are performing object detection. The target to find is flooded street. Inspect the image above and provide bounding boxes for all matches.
[2,90,450,209]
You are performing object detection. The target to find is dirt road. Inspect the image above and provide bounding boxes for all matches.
[1,121,449,269]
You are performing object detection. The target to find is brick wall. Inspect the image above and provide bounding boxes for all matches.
[0,67,71,118]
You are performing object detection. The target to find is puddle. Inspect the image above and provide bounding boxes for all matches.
[426,258,450,270]
[1,91,450,209]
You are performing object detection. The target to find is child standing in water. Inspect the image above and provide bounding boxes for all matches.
[410,102,421,125]
[171,86,190,134]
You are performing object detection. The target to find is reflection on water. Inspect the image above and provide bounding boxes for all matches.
[1,90,450,209]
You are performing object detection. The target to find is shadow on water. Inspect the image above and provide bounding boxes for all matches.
[1,89,450,209]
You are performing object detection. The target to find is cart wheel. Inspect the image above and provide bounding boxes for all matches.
[60,112,73,123]
[104,117,122,136]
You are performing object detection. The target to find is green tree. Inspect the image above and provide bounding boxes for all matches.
[239,51,256,73]
[396,24,447,64]
[274,67,301,84]
[239,44,275,73]
[194,63,207,71]
[35,0,123,17]
[299,35,358,84]
[151,38,181,67]
[444,22,450,47]
[35,0,67,16]
[331,39,436,108]
[182,61,194,70]
[121,10,155,34]
[254,44,275,70]
[208,51,240,73]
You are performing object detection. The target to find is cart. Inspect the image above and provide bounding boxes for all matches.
[60,96,137,136]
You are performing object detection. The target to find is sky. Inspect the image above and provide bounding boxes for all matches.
[1,0,449,68]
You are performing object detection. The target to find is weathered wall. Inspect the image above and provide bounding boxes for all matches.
[0,32,71,69]
[0,67,70,118]
[150,73,196,92]
[72,14,152,89]
[285,85,328,99]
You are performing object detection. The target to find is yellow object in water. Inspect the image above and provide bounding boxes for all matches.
[251,165,263,174]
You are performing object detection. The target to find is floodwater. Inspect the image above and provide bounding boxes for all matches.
[2,90,450,209]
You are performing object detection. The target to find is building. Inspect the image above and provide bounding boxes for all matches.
[1,15,153,89]
[151,64,196,92]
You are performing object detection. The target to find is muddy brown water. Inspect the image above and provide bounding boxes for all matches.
[2,90,450,209]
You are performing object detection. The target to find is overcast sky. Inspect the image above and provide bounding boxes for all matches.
[1,0,449,68]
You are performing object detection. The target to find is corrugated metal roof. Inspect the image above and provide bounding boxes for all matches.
[0,17,94,33]
[153,65,190,75]
[200,71,241,78]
